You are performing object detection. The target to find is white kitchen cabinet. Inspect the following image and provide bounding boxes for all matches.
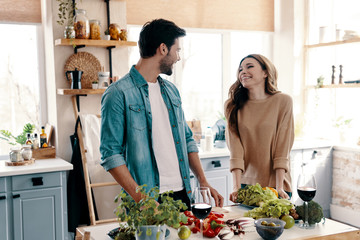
[290,147,333,218]
[192,154,232,207]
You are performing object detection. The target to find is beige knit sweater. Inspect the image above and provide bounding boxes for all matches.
[225,92,295,192]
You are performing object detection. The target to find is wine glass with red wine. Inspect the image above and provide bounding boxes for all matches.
[297,172,317,229]
[191,187,212,239]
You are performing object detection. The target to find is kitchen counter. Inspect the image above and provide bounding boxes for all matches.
[75,205,360,240]
[0,158,73,177]
[198,147,230,159]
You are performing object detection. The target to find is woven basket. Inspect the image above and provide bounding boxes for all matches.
[64,52,101,89]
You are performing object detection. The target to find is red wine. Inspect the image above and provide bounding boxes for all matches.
[297,187,316,201]
[192,203,212,219]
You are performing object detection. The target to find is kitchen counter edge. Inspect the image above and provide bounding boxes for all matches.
[0,157,73,177]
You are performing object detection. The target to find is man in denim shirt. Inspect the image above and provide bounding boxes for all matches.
[100,19,224,208]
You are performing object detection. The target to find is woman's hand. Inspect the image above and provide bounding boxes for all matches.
[277,188,289,199]
[229,191,238,203]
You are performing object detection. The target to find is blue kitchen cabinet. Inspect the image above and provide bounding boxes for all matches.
[0,177,10,240]
[0,171,69,240]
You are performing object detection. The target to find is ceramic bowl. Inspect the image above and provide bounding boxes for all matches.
[254,218,285,240]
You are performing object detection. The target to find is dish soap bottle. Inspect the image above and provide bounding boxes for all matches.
[205,127,214,152]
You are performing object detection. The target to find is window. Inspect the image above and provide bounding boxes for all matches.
[0,23,46,158]
[128,26,273,134]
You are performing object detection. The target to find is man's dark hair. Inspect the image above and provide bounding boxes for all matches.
[138,19,186,58]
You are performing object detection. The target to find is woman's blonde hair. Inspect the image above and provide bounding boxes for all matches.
[225,54,278,133]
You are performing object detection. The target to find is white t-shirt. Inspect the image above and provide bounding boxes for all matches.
[148,81,183,193]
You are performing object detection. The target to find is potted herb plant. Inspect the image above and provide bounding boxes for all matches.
[115,185,188,240]
[56,0,76,39]
[104,29,111,40]
[92,81,99,89]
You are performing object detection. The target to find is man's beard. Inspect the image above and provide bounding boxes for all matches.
[159,55,173,76]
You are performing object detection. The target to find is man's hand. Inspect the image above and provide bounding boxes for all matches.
[201,184,224,207]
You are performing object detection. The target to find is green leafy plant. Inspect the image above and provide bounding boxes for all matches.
[316,75,324,88]
[114,185,188,237]
[0,123,35,146]
[104,29,110,35]
[56,0,76,26]
[334,116,352,129]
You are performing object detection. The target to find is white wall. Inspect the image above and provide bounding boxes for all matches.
[273,0,305,118]
[44,0,129,162]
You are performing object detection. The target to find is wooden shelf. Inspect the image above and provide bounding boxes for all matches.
[305,37,360,48]
[306,83,360,89]
[57,88,106,95]
[55,38,137,48]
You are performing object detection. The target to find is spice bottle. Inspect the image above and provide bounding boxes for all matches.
[25,133,33,147]
[64,25,75,39]
[74,9,90,39]
[40,126,48,148]
[33,133,39,149]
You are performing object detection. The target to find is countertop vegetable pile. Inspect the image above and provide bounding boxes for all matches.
[244,198,294,219]
[237,183,278,206]
[295,200,324,224]
[182,210,226,238]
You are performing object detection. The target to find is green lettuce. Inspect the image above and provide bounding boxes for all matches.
[237,183,278,206]
[244,198,294,219]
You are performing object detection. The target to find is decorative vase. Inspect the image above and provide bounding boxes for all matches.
[135,225,167,240]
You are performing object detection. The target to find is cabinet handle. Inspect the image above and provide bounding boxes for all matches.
[211,160,221,168]
[0,195,6,200]
[312,150,318,159]
[13,194,20,199]
[31,177,44,186]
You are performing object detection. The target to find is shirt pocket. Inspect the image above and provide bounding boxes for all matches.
[171,98,183,125]
[129,104,147,131]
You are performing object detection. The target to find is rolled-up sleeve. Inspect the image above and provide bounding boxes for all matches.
[100,86,127,171]
[273,96,294,173]
[184,121,198,153]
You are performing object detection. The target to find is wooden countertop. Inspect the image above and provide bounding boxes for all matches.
[75,205,360,240]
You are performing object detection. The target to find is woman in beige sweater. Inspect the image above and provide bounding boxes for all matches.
[224,54,294,202]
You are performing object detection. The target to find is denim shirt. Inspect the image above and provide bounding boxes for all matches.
[100,66,198,199]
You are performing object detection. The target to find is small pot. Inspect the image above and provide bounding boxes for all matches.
[21,145,32,160]
[92,83,99,89]
[104,35,110,40]
[9,148,23,162]
[135,225,167,240]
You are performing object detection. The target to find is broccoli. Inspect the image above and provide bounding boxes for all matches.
[295,200,324,225]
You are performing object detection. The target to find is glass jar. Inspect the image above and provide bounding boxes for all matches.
[109,23,120,40]
[21,145,32,160]
[89,20,101,40]
[64,25,75,39]
[74,9,90,39]
[9,148,23,162]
